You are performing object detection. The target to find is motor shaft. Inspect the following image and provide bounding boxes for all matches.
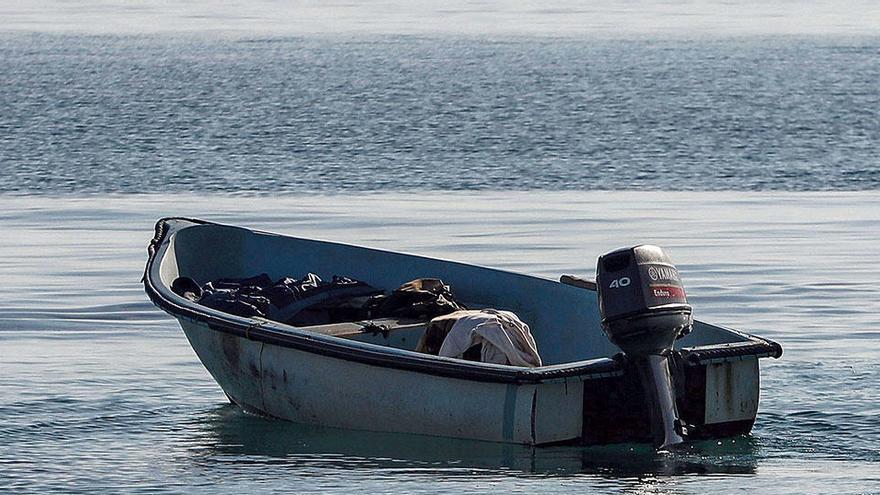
[635,354,684,449]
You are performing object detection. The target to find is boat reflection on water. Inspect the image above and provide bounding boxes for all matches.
[192,405,759,479]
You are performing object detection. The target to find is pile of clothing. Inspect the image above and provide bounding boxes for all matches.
[171,274,466,326]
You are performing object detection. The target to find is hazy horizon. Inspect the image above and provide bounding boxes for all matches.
[2,0,879,37]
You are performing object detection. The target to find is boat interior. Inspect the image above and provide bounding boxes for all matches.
[156,220,753,367]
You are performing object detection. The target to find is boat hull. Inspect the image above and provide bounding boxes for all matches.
[181,318,585,444]
[179,317,762,445]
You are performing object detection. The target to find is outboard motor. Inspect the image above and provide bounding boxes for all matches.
[597,245,693,449]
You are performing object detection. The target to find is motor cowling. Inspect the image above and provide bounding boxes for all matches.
[597,245,693,355]
[596,245,693,449]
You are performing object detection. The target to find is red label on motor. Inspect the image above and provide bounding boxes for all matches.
[650,285,686,299]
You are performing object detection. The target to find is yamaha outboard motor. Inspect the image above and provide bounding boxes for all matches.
[597,245,693,449]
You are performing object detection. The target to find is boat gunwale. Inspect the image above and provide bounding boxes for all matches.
[143,217,781,385]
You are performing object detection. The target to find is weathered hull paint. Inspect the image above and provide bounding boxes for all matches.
[580,356,761,444]
[181,318,584,444]
[704,357,760,425]
[180,316,760,445]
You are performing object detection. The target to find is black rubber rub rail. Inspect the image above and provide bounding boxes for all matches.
[680,339,783,365]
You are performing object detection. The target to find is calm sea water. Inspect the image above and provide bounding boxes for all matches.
[1,15,879,494]
[1,34,879,193]
[1,193,879,493]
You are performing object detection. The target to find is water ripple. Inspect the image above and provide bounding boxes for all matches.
[1,192,879,492]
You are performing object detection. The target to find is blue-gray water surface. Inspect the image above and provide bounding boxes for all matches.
[1,34,879,193]
[1,193,879,493]
[1,29,879,494]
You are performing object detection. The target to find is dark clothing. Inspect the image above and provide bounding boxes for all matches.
[264,274,380,323]
[211,273,273,291]
[198,288,271,319]
[196,274,276,319]
[171,274,465,326]
[363,278,466,321]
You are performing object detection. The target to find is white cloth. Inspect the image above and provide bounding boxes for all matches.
[436,309,542,367]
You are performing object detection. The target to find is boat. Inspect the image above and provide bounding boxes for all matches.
[143,217,782,448]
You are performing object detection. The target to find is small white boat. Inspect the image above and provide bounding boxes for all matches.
[144,218,781,447]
